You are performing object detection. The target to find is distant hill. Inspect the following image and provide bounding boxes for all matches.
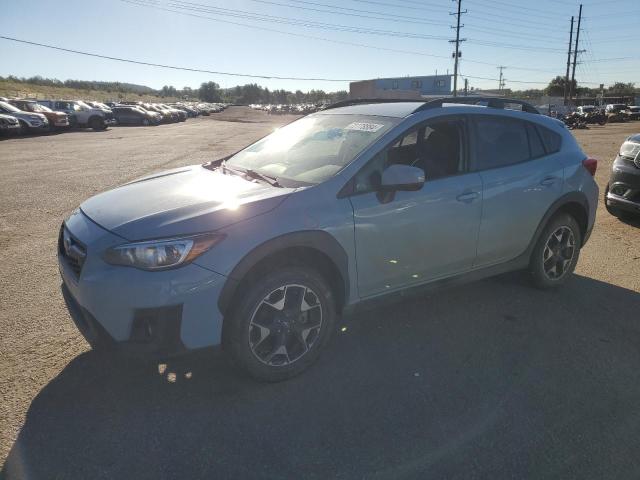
[0,76,177,102]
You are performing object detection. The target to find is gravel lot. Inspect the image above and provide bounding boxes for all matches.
[1,108,639,479]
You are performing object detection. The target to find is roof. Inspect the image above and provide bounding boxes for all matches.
[319,97,540,117]
[317,101,425,118]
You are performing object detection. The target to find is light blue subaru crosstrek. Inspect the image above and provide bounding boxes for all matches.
[58,98,598,381]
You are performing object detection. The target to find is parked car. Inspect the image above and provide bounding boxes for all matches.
[0,101,49,133]
[0,113,21,136]
[86,101,113,114]
[58,98,598,381]
[605,104,628,123]
[624,106,640,121]
[605,133,640,219]
[37,100,115,130]
[141,103,175,123]
[157,103,187,122]
[111,105,159,126]
[169,103,199,118]
[9,99,70,129]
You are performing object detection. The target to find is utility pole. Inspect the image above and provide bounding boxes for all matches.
[563,16,574,105]
[569,4,583,105]
[449,0,466,97]
[497,66,506,92]
[464,78,469,96]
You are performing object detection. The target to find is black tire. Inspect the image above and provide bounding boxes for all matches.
[18,120,29,135]
[529,213,582,289]
[224,266,336,382]
[90,116,105,131]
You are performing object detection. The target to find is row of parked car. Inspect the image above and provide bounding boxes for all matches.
[249,103,327,115]
[0,97,227,136]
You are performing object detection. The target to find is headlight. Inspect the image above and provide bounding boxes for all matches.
[103,233,225,270]
[620,141,640,159]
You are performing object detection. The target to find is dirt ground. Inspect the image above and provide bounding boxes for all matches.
[1,108,639,479]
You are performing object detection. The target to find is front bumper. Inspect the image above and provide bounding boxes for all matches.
[608,156,640,214]
[58,210,228,355]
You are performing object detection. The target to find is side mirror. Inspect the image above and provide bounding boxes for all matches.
[380,164,425,191]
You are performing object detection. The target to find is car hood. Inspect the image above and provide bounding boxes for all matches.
[11,111,45,121]
[80,164,295,240]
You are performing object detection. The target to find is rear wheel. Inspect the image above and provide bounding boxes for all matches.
[225,267,336,382]
[530,213,581,289]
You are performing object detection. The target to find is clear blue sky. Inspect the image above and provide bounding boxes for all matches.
[1,0,638,93]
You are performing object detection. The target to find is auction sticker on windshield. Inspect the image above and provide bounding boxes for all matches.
[345,122,385,132]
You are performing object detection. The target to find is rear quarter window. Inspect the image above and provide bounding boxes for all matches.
[536,125,562,154]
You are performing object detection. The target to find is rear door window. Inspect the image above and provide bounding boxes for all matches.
[474,116,530,170]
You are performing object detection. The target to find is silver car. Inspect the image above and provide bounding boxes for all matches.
[58,98,599,381]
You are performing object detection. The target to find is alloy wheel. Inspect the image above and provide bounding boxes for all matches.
[248,284,323,366]
[542,226,576,280]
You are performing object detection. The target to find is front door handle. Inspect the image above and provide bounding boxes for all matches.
[456,191,480,203]
[540,176,558,187]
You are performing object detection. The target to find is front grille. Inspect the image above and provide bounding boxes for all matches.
[58,224,87,277]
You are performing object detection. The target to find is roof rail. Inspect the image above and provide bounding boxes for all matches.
[416,96,540,114]
[323,98,421,110]
[323,96,540,114]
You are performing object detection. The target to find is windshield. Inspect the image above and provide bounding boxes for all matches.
[0,101,21,113]
[581,107,595,112]
[226,114,398,185]
[76,100,93,110]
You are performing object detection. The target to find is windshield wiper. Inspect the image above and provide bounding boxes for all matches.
[221,161,281,187]
[243,169,281,188]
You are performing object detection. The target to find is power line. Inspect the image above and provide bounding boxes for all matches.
[128,0,570,53]
[0,35,357,81]
[158,0,450,40]
[119,0,565,72]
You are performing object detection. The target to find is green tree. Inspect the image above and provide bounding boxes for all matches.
[607,82,636,96]
[545,76,576,97]
[199,81,222,102]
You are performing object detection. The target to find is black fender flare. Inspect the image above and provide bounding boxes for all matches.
[217,230,350,315]
[524,191,591,258]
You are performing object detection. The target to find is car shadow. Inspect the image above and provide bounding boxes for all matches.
[618,214,640,229]
[3,274,640,479]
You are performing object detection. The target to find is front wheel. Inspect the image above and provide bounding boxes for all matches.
[529,213,582,289]
[225,267,336,382]
[18,120,29,135]
[90,117,105,131]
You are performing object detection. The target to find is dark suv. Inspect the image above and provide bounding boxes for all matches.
[605,133,640,218]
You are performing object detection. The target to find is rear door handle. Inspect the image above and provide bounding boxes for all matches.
[540,176,558,187]
[456,191,480,203]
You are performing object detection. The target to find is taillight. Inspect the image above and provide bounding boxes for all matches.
[582,157,597,176]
